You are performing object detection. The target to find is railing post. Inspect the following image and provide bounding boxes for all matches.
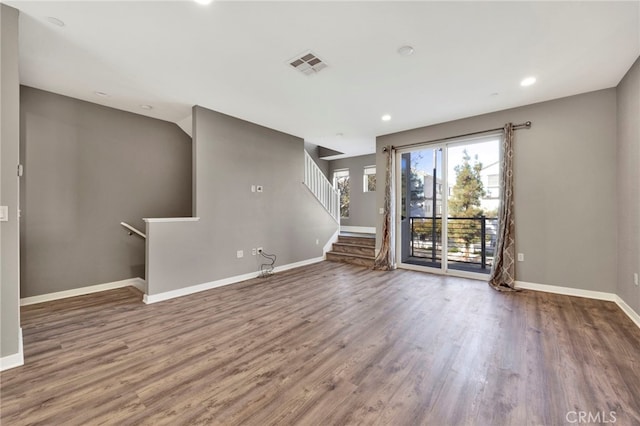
[480,215,486,270]
[431,217,436,262]
[410,218,414,258]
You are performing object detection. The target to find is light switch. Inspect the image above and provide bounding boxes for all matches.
[0,206,8,222]
[379,208,384,215]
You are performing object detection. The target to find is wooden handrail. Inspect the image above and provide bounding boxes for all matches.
[120,222,146,239]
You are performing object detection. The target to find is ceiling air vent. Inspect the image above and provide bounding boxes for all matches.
[288,51,328,75]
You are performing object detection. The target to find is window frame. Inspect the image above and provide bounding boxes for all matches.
[363,165,376,193]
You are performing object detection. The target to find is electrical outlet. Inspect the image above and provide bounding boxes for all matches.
[257,247,263,254]
[517,253,524,262]
[379,207,384,215]
[634,273,639,286]
[315,239,319,245]
[237,250,244,258]
[256,185,263,193]
[252,248,257,256]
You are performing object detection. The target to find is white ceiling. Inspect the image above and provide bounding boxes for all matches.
[7,1,640,158]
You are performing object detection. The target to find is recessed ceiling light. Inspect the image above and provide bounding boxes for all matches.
[193,0,213,4]
[140,105,153,110]
[94,91,109,97]
[397,45,414,56]
[46,17,65,27]
[381,114,391,122]
[520,76,537,87]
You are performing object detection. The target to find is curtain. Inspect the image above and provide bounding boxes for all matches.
[489,123,517,291]
[373,146,396,271]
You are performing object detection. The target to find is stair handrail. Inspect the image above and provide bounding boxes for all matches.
[120,222,146,239]
[303,151,340,223]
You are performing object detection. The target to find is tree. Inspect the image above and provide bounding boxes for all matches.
[448,150,486,257]
[366,173,376,192]
[409,152,425,205]
[400,153,425,219]
[336,176,350,218]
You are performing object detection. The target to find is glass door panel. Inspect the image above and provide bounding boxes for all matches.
[399,147,443,268]
[446,139,499,274]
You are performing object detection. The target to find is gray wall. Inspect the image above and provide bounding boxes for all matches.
[329,154,377,228]
[20,87,192,298]
[616,56,640,314]
[304,141,329,179]
[146,106,338,295]
[1,4,21,360]
[377,89,618,293]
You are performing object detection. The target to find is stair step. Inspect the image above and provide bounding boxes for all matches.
[326,251,375,268]
[332,243,375,257]
[337,235,376,247]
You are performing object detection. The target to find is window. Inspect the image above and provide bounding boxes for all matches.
[487,174,499,187]
[333,169,350,218]
[363,165,376,192]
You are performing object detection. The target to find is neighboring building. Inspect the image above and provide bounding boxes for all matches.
[480,161,500,214]
[414,171,443,217]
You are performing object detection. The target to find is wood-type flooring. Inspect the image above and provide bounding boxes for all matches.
[2,261,639,425]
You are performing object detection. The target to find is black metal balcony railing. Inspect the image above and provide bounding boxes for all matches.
[409,216,498,273]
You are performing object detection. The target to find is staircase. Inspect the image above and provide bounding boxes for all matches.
[326,233,376,267]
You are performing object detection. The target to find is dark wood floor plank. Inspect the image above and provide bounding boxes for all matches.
[2,261,640,425]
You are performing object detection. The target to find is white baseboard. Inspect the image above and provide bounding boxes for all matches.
[0,328,24,371]
[143,271,258,304]
[274,256,324,273]
[615,295,640,329]
[20,278,146,306]
[341,226,376,234]
[515,281,616,301]
[323,228,340,257]
[515,280,639,329]
[144,257,326,305]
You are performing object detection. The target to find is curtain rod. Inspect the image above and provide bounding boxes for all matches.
[383,121,532,152]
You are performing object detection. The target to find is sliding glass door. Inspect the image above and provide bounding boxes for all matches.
[397,136,500,277]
